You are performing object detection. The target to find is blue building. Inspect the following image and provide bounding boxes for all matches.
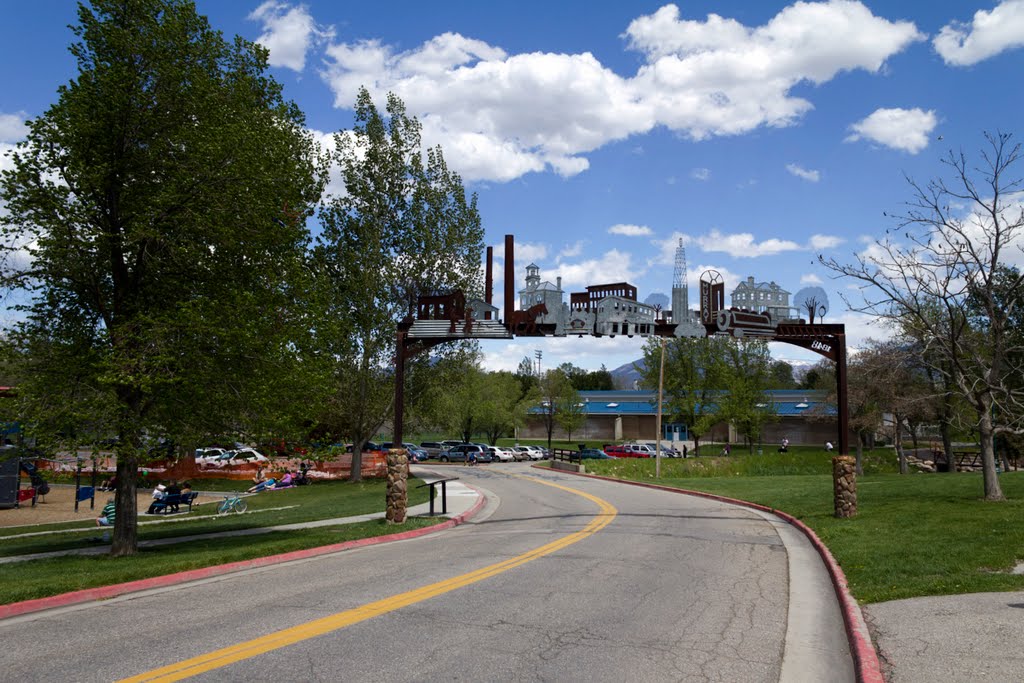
[523,389,841,447]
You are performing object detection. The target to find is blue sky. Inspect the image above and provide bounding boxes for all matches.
[3,1,1024,374]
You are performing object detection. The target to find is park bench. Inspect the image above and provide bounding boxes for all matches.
[150,491,199,514]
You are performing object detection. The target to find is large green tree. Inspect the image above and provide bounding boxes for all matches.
[0,0,324,555]
[639,336,729,455]
[718,338,777,453]
[311,88,483,479]
[554,382,585,443]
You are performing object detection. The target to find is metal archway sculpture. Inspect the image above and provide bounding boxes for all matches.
[393,235,849,455]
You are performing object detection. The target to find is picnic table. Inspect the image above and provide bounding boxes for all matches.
[953,451,982,468]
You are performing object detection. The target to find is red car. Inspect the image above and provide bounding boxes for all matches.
[603,445,649,458]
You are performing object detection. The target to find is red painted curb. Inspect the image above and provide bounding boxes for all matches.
[0,488,486,621]
[541,466,884,683]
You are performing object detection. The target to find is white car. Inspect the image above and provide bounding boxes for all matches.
[516,446,546,461]
[210,447,269,467]
[486,446,515,462]
[195,447,229,465]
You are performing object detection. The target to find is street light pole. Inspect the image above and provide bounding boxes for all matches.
[656,336,665,478]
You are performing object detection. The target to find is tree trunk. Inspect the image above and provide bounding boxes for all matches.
[977,404,1005,501]
[854,433,864,476]
[111,454,139,557]
[940,389,954,474]
[349,446,363,483]
[895,411,907,475]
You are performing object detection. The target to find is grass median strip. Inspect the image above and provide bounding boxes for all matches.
[0,519,438,605]
[0,479,432,604]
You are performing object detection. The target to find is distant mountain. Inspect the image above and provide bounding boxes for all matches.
[609,355,819,389]
[610,358,645,389]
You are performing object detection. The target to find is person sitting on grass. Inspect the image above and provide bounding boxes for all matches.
[275,470,294,488]
[95,498,115,542]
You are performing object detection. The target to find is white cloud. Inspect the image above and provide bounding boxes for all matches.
[845,107,937,154]
[800,273,824,285]
[553,249,641,290]
[558,241,585,258]
[650,231,694,266]
[318,2,922,182]
[690,167,711,181]
[934,1,1024,66]
[608,223,653,236]
[697,228,802,257]
[479,335,643,372]
[786,163,820,182]
[809,234,845,250]
[494,240,549,265]
[248,1,334,71]
[0,112,27,143]
[625,2,923,139]
[0,143,17,174]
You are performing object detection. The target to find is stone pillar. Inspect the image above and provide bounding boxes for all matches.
[386,450,409,523]
[832,456,857,518]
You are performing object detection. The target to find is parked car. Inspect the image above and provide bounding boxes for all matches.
[486,446,515,462]
[226,447,269,464]
[604,445,649,458]
[578,448,613,459]
[439,443,491,463]
[344,442,386,453]
[382,442,429,462]
[208,447,269,467]
[514,445,546,461]
[419,442,443,458]
[634,443,679,457]
[195,447,228,465]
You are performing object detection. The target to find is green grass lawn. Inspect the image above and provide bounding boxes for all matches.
[580,453,1024,603]
[0,479,434,604]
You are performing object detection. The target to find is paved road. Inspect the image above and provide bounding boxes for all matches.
[0,464,853,682]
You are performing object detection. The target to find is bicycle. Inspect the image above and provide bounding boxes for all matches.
[218,492,248,515]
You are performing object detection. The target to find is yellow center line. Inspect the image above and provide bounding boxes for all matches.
[120,474,617,682]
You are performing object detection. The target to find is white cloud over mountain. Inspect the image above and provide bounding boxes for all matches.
[934,1,1024,66]
[845,107,937,153]
[311,1,923,182]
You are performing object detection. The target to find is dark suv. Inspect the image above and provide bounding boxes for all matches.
[439,443,491,463]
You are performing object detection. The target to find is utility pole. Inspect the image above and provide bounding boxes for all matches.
[535,349,542,378]
[656,337,665,478]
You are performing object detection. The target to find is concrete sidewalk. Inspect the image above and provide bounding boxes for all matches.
[864,592,1024,682]
[0,470,479,564]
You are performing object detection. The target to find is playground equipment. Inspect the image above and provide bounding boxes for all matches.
[74,459,97,512]
[0,455,52,509]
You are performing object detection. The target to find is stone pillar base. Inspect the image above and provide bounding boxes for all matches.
[386,450,409,523]
[832,456,857,518]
